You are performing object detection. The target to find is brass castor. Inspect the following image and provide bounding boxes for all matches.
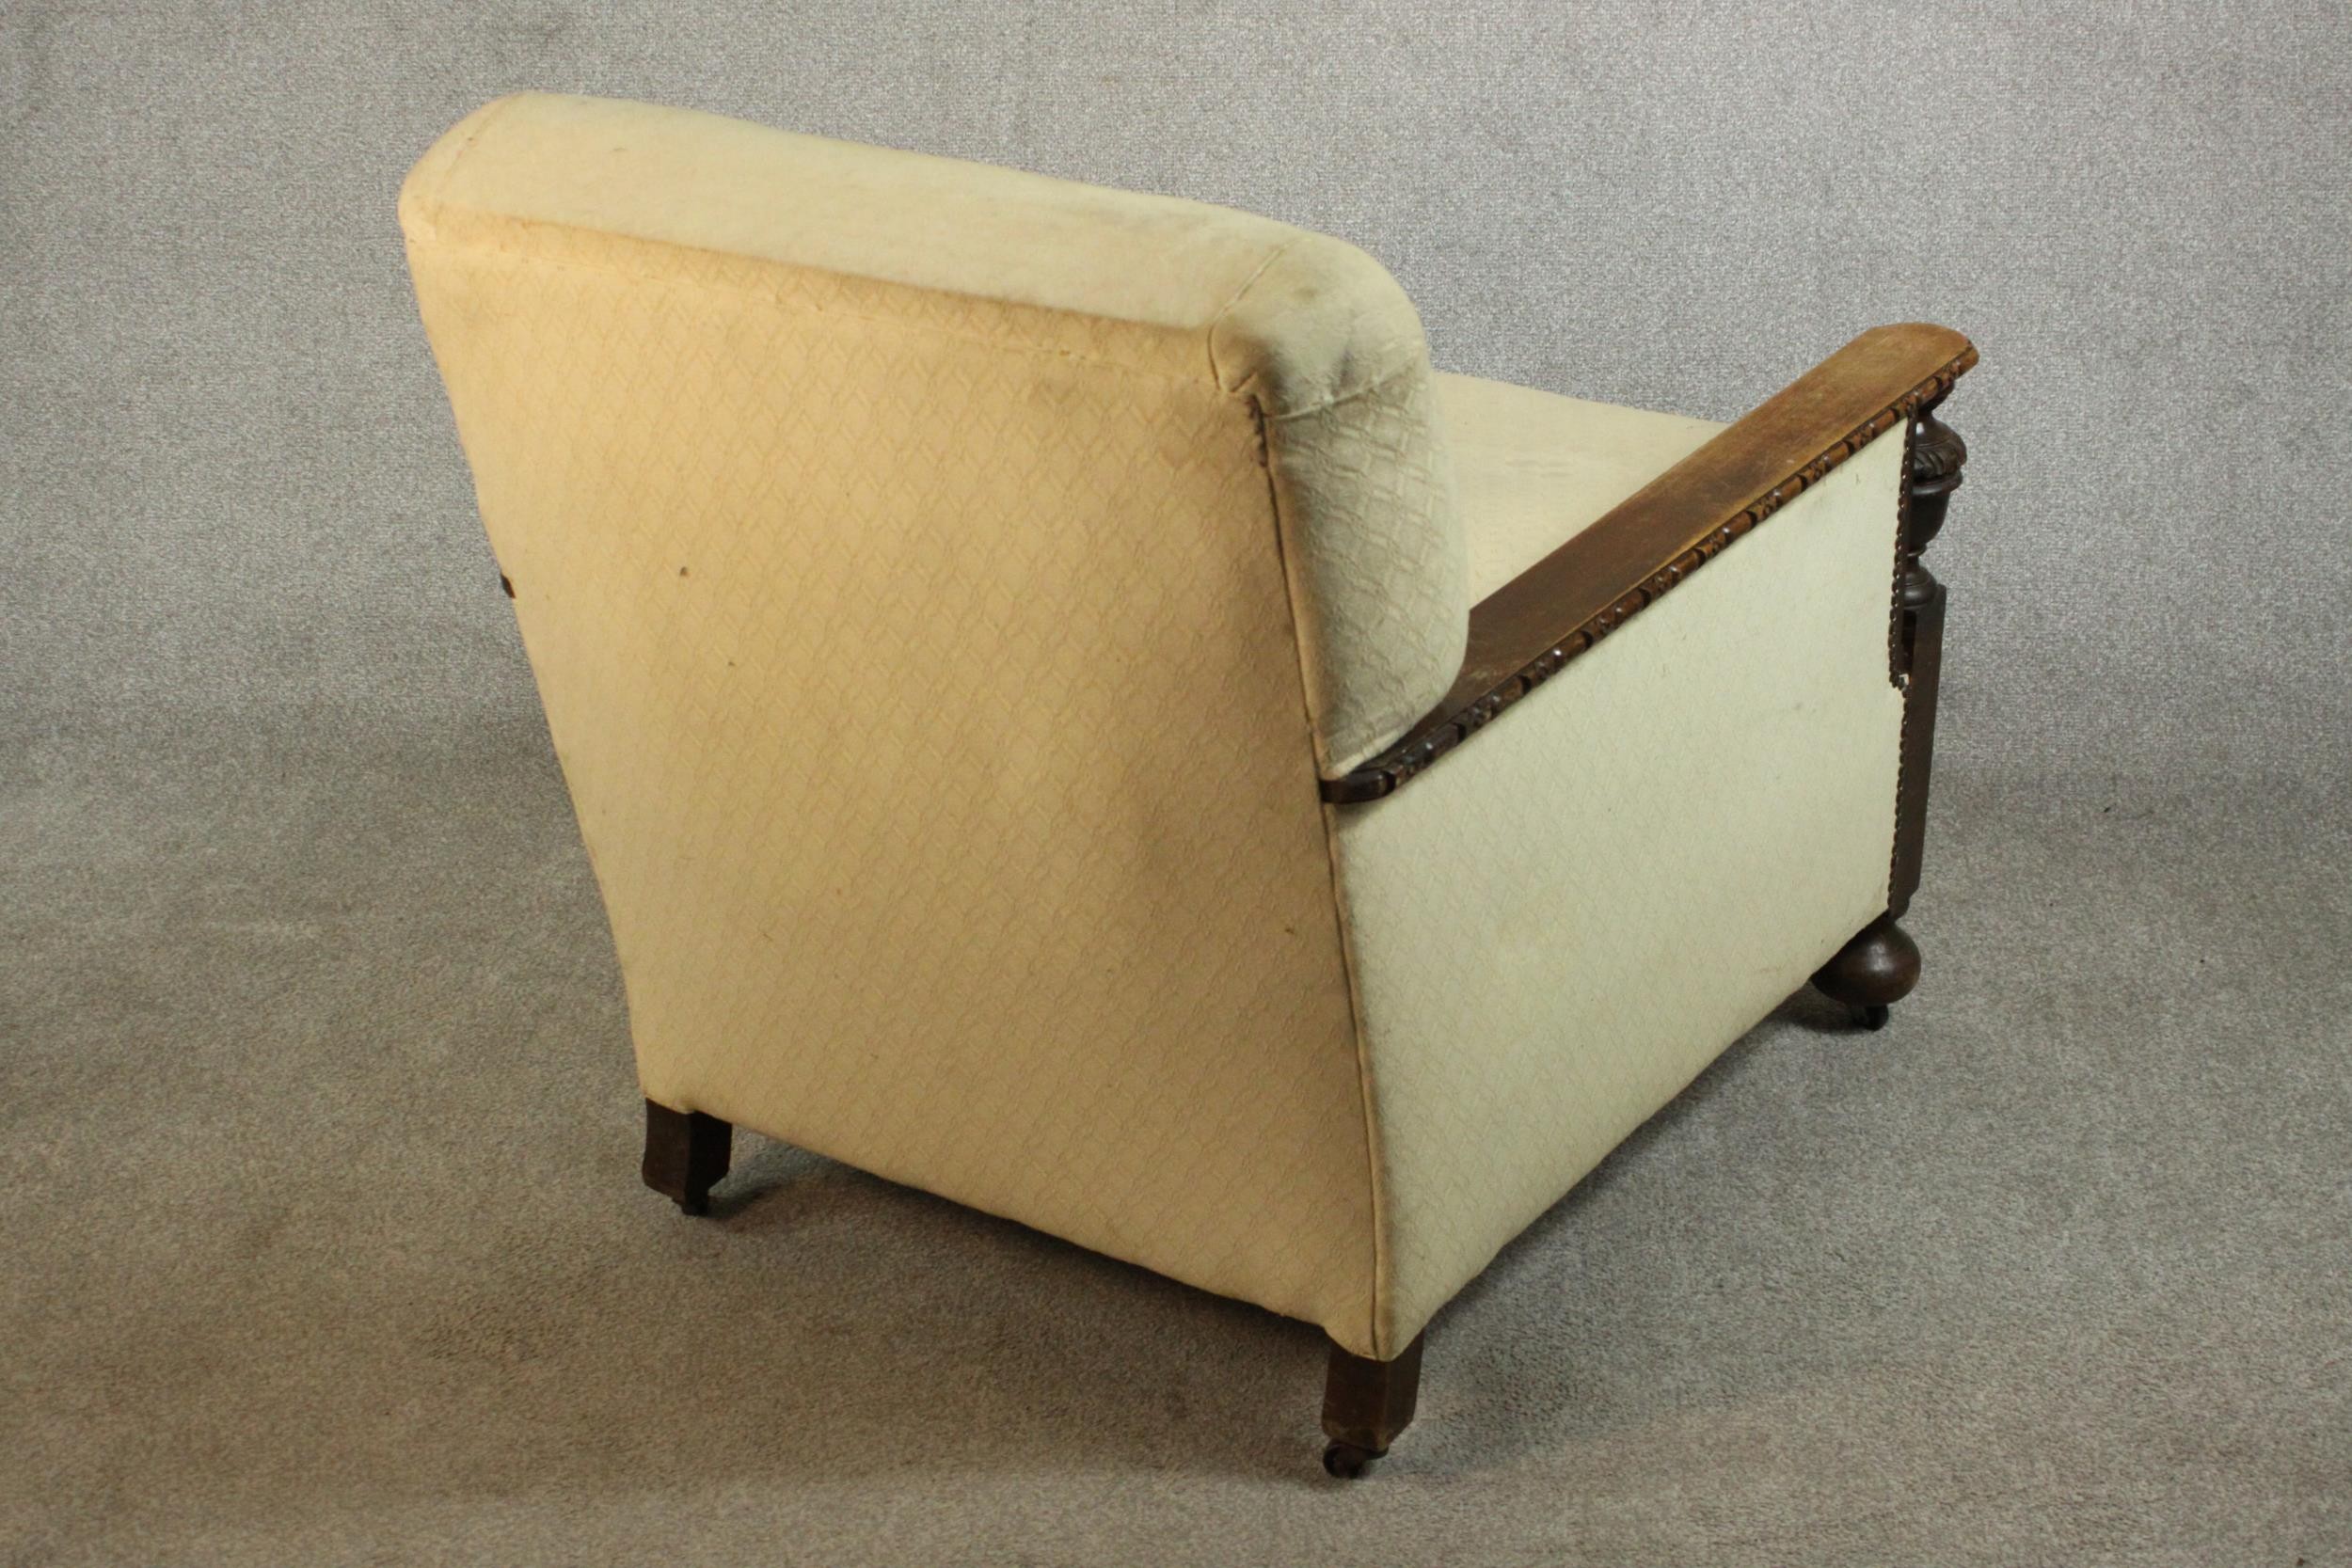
[1322,1441,1380,1480]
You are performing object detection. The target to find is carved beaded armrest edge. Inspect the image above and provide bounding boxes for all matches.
[1322,324,1979,805]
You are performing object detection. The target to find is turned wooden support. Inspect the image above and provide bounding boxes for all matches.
[642,1099,732,1215]
[1890,405,1965,920]
[1818,405,1966,1028]
[1321,1332,1424,1479]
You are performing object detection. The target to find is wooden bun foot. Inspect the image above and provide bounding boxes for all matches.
[1812,915,1920,1024]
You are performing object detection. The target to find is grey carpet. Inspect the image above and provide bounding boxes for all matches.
[4,723,2346,1565]
[6,0,2350,1560]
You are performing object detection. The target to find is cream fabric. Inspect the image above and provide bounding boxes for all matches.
[1329,427,1910,1354]
[1434,372,1726,598]
[403,92,1909,1361]
[403,94,1387,1343]
[1219,249,1467,771]
[405,92,1462,778]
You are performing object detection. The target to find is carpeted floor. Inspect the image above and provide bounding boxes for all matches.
[3,720,2344,1565]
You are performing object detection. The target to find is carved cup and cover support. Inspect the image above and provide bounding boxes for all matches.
[1812,404,1969,1020]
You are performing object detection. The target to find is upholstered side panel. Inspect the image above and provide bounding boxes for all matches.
[1329,427,1909,1355]
[402,110,1392,1349]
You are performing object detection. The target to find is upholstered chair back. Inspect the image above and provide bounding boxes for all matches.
[404,93,1468,775]
[399,94,1465,1340]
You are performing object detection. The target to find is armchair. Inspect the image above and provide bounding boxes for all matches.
[401,93,1974,1476]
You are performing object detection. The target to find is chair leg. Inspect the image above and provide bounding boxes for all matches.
[1812,913,1921,1030]
[1816,404,1967,1034]
[642,1099,731,1215]
[1321,1331,1424,1479]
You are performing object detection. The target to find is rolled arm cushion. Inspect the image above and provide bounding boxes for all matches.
[1212,246,1469,770]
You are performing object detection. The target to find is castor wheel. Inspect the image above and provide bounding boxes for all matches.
[1322,1441,1380,1479]
[1854,1003,1890,1031]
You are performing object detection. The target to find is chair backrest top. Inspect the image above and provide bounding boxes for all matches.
[400,92,1426,418]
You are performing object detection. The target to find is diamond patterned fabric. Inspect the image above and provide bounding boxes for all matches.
[1331,429,1910,1354]
[402,93,1912,1362]
[403,97,1397,1347]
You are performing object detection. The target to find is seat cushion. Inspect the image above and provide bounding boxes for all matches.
[1432,372,1726,600]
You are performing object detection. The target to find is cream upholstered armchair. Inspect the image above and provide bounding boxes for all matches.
[401,93,1975,1477]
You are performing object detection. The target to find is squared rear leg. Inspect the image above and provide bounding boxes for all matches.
[642,1099,731,1215]
[1321,1332,1424,1478]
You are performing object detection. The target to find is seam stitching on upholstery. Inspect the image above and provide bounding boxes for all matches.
[1203,235,1424,416]
[1248,392,1389,1359]
[1201,234,1307,388]
[407,205,1232,384]
[1260,357,1423,423]
[1319,808,1388,1359]
[423,95,531,218]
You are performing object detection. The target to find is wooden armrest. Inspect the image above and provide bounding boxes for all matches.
[1322,323,1979,804]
